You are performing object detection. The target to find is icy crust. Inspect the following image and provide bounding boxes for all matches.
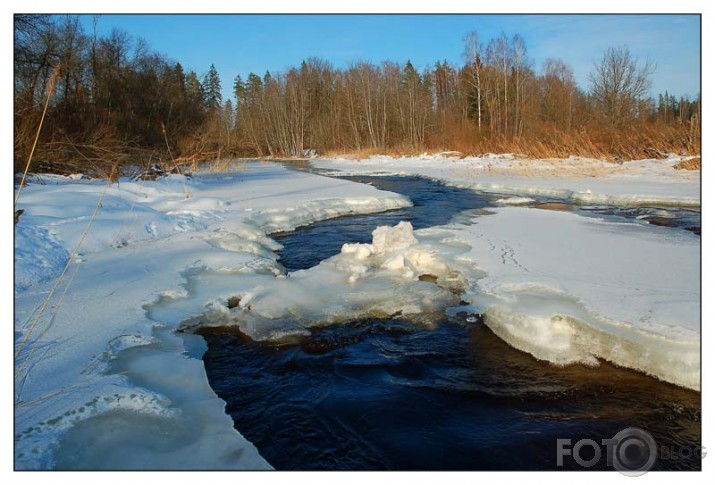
[312,154,700,207]
[181,222,466,340]
[247,196,411,234]
[14,162,412,469]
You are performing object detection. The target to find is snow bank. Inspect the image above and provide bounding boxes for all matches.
[247,196,411,234]
[313,154,700,207]
[439,207,700,390]
[14,158,700,470]
[14,162,411,469]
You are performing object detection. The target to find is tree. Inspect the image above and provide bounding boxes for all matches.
[511,34,529,136]
[541,58,577,130]
[589,46,655,127]
[233,74,246,105]
[202,63,222,110]
[462,32,484,132]
[185,70,203,104]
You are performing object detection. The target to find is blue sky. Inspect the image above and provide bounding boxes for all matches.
[78,14,700,102]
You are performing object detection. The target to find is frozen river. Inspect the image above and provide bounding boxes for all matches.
[200,173,701,470]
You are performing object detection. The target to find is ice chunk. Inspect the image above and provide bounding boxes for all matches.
[495,196,535,205]
[184,222,463,340]
[371,221,418,253]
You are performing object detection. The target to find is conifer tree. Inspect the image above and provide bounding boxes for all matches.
[202,63,222,110]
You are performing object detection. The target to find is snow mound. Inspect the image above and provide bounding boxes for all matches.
[495,196,535,205]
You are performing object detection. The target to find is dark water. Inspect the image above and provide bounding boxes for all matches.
[578,205,701,236]
[201,174,701,471]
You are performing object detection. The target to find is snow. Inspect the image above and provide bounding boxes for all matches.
[437,207,700,390]
[313,153,700,207]
[14,224,69,294]
[495,196,535,205]
[13,162,410,470]
[180,221,463,341]
[184,211,699,391]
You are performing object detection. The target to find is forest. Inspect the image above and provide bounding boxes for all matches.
[14,15,701,176]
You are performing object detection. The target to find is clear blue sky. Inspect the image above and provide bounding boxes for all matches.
[78,14,700,103]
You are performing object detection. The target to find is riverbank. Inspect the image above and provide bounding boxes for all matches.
[311,153,701,207]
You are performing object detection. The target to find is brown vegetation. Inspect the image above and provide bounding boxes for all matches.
[14,16,700,177]
[673,158,701,170]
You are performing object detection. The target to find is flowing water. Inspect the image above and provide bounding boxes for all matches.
[200,173,701,471]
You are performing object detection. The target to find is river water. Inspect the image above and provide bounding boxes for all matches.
[200,173,701,471]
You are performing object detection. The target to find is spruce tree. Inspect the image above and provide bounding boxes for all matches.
[202,63,222,110]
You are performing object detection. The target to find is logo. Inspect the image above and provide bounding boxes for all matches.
[556,427,702,476]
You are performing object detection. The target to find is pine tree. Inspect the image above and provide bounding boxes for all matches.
[202,63,222,110]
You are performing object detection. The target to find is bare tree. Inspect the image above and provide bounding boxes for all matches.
[463,32,483,131]
[541,58,577,131]
[511,34,528,136]
[589,46,655,127]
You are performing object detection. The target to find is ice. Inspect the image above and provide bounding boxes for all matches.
[495,196,535,205]
[185,210,699,390]
[13,157,701,470]
[182,222,464,340]
[308,154,700,389]
[246,195,411,234]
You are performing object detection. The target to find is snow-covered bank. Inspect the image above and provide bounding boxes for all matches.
[444,207,700,390]
[14,162,411,469]
[312,153,700,207]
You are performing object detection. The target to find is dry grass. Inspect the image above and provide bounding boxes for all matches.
[673,158,701,170]
[426,120,699,163]
[320,146,425,160]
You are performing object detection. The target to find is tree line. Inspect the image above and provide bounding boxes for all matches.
[15,15,700,175]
